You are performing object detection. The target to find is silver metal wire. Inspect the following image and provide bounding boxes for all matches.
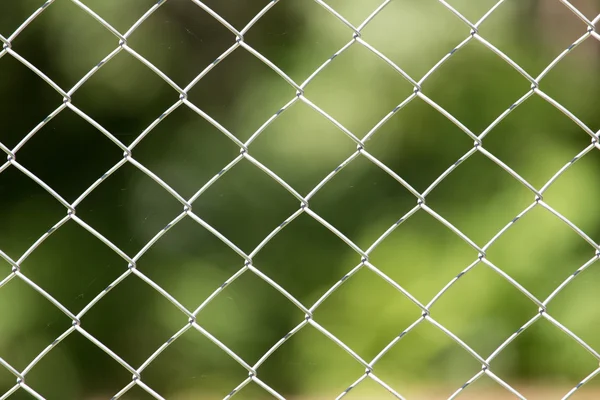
[1,0,599,399]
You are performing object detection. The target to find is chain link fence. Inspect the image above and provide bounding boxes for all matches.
[1,0,600,399]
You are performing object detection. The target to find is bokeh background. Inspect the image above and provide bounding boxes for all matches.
[1,0,600,398]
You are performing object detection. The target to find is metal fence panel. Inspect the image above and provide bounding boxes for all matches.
[1,0,599,399]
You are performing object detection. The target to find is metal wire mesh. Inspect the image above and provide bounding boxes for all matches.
[1,0,600,399]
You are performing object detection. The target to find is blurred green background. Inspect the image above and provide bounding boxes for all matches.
[1,0,600,398]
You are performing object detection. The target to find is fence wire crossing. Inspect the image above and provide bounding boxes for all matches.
[1,0,600,399]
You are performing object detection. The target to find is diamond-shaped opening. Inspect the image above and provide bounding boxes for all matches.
[486,205,595,300]
[198,270,304,364]
[365,95,474,193]
[0,54,63,149]
[431,262,538,357]
[491,317,599,398]
[82,272,187,369]
[483,93,595,189]
[191,157,300,253]
[18,219,126,313]
[24,328,135,399]
[127,0,237,87]
[425,150,534,245]
[141,326,249,399]
[0,0,46,36]
[361,0,468,79]
[9,0,118,89]
[132,104,240,199]
[186,45,297,142]
[255,323,366,398]
[540,37,600,135]
[75,161,183,256]
[0,164,65,258]
[135,216,245,311]
[478,0,589,76]
[422,38,530,135]
[248,100,357,195]
[308,154,417,248]
[303,42,414,136]
[199,0,274,30]
[548,256,600,351]
[0,277,72,372]
[367,209,478,306]
[251,212,360,306]
[73,50,178,143]
[443,0,505,23]
[244,0,351,83]
[314,267,422,361]
[543,149,600,245]
[16,107,123,202]
[78,0,157,33]
[373,320,483,399]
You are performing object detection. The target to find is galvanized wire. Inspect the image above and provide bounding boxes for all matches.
[1,0,599,399]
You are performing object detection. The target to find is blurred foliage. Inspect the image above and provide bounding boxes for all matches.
[1,0,600,398]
